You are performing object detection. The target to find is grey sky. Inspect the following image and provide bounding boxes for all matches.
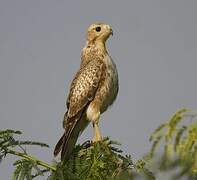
[1,0,197,179]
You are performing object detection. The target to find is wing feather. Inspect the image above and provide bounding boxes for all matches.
[66,59,103,118]
[55,59,104,159]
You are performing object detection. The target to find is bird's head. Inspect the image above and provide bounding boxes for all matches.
[86,22,113,45]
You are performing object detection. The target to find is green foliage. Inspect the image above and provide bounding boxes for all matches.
[0,130,154,180]
[0,129,54,179]
[1,108,197,179]
[149,108,197,179]
[49,138,155,180]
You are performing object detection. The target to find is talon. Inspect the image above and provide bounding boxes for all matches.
[91,135,102,143]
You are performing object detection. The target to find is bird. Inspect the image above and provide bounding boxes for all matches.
[54,22,119,160]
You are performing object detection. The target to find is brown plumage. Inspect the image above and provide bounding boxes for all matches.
[54,22,119,160]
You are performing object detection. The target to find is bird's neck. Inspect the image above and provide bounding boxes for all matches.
[86,40,107,52]
[80,41,108,68]
[95,40,107,52]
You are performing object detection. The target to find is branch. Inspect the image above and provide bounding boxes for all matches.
[6,148,56,171]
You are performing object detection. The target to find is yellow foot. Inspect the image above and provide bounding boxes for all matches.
[91,135,102,143]
[92,122,102,143]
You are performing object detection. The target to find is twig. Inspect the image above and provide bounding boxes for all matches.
[6,148,56,171]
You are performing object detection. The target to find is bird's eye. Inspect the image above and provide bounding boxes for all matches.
[95,26,101,32]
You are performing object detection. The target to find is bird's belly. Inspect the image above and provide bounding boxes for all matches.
[98,57,119,113]
[100,82,118,113]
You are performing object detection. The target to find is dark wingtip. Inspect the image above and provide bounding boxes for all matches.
[54,133,65,157]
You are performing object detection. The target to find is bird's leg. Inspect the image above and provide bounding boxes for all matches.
[92,121,102,142]
[87,103,102,143]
